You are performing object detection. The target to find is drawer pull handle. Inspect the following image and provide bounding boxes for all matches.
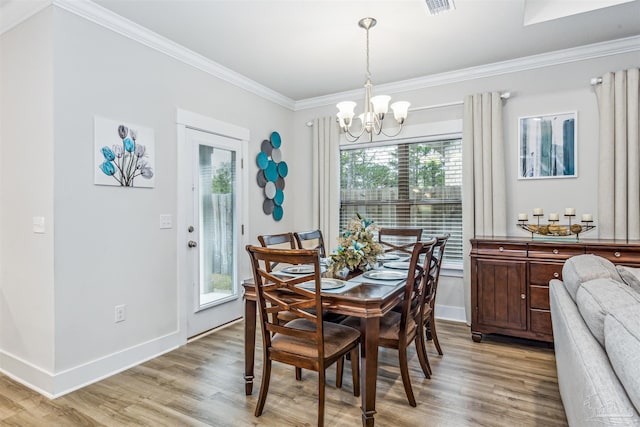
[521,294,526,300]
[614,251,621,258]
[553,249,559,255]
[498,246,504,252]
[554,272,559,278]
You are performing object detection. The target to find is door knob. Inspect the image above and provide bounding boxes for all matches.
[188,240,198,248]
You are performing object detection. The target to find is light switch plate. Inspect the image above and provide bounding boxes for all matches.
[159,214,172,229]
[33,216,45,233]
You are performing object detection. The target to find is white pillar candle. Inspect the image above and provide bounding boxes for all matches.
[582,213,593,221]
[533,208,543,216]
[564,208,576,216]
[518,213,528,221]
[549,213,559,221]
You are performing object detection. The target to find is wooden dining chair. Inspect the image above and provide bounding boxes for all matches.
[246,246,360,427]
[378,227,423,255]
[341,237,436,407]
[257,233,297,272]
[294,229,326,258]
[423,234,450,357]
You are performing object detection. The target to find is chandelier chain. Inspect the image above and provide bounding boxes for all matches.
[365,25,371,80]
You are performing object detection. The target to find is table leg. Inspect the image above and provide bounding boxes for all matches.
[360,317,380,427]
[244,299,257,395]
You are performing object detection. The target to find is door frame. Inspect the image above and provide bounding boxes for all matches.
[176,109,249,341]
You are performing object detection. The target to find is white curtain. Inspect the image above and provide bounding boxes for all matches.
[596,68,640,240]
[462,92,507,324]
[312,117,341,249]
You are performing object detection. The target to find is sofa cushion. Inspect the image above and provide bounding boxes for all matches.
[550,280,640,426]
[576,278,640,347]
[605,305,640,414]
[617,265,640,294]
[563,254,621,302]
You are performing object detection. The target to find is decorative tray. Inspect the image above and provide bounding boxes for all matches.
[516,223,596,240]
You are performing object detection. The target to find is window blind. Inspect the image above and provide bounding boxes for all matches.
[339,137,463,267]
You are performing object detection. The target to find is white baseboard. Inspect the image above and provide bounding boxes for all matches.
[1,330,184,398]
[435,304,467,323]
[0,351,55,398]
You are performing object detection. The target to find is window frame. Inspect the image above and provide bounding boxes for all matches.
[338,129,463,272]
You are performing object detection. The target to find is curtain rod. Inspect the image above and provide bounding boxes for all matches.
[410,91,511,112]
[591,77,603,85]
[305,92,512,126]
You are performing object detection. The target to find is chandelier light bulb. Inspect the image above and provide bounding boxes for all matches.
[370,95,391,119]
[336,101,357,129]
[390,101,411,123]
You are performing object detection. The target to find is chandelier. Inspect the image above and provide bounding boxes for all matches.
[336,17,410,142]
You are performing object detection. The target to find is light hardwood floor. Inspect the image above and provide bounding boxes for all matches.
[0,320,567,426]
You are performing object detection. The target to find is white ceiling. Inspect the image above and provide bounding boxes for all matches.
[5,0,640,102]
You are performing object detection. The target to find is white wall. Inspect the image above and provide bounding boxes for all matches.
[2,6,297,396]
[51,5,296,383]
[0,7,56,387]
[292,50,640,319]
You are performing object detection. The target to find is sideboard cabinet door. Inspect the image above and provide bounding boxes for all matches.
[475,259,527,336]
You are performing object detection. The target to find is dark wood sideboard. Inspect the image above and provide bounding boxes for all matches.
[470,237,640,343]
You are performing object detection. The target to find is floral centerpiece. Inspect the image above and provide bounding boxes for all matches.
[327,213,384,276]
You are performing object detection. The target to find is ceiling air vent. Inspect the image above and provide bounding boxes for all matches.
[425,0,455,15]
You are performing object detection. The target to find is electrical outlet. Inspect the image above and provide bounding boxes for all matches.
[115,305,126,323]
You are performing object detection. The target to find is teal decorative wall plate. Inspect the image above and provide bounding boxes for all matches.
[257,131,286,221]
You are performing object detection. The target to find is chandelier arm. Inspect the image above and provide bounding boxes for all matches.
[379,123,405,138]
[372,115,383,135]
[345,124,367,141]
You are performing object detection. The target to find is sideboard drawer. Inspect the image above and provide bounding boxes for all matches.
[530,309,553,335]
[529,262,563,286]
[528,243,584,260]
[586,246,640,266]
[475,242,527,257]
[530,285,550,310]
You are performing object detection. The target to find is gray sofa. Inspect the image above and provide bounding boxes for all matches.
[550,254,640,426]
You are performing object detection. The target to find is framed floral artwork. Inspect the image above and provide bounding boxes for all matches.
[94,116,155,187]
[518,111,577,179]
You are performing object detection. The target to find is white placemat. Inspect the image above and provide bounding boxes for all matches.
[347,269,406,286]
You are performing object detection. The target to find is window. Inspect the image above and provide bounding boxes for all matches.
[339,135,463,267]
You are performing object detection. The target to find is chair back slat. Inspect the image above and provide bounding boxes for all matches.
[378,228,423,255]
[425,234,450,308]
[246,245,326,360]
[257,233,297,272]
[399,238,437,337]
[294,230,326,258]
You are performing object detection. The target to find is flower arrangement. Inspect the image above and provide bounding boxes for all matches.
[99,124,154,186]
[327,213,384,276]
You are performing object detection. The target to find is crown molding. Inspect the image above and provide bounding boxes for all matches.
[294,35,640,111]
[6,0,638,113]
[0,0,51,35]
[52,0,296,110]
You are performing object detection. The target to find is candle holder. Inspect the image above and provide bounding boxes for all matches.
[533,213,543,227]
[517,211,596,241]
[565,213,575,230]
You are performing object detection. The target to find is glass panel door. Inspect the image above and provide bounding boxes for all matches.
[198,144,237,307]
[198,145,237,308]
[183,126,244,338]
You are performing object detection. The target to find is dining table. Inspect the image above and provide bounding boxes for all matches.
[242,264,409,427]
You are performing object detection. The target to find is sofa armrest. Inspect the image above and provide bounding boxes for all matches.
[549,280,640,426]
